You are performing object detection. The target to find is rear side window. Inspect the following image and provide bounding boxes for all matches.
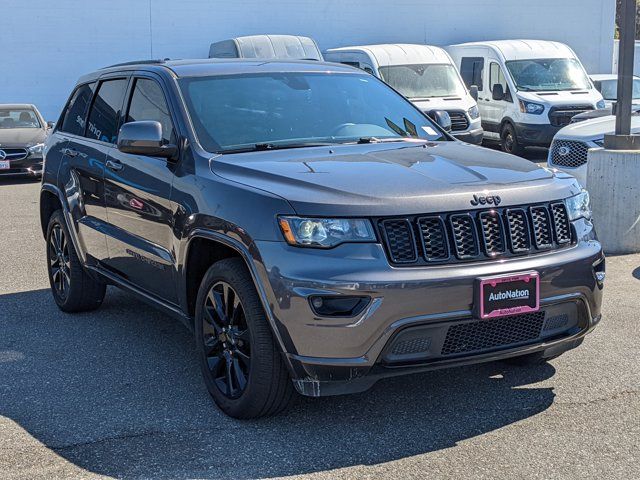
[126,78,176,144]
[59,83,95,136]
[460,57,484,91]
[85,79,128,144]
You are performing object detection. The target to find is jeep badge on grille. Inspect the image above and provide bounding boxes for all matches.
[470,194,501,206]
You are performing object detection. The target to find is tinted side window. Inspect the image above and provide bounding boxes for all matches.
[460,57,484,91]
[59,83,95,136]
[126,78,175,144]
[85,79,128,144]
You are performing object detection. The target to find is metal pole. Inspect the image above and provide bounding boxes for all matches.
[615,0,636,136]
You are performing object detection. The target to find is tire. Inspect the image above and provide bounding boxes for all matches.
[46,210,106,312]
[500,123,525,157]
[195,258,295,419]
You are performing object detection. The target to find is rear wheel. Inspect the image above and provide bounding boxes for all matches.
[46,210,106,312]
[195,258,294,418]
[501,123,525,157]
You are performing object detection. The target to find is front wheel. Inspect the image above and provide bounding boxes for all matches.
[500,123,525,157]
[195,258,295,419]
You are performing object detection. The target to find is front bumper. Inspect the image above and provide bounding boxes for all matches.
[452,127,484,145]
[254,225,603,397]
[514,122,561,148]
[0,156,43,177]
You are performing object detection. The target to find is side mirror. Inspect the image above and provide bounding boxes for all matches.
[117,121,177,160]
[492,83,505,101]
[469,85,479,101]
[46,121,55,129]
[428,110,452,132]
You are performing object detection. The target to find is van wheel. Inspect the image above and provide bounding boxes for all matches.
[195,258,295,419]
[501,123,525,157]
[46,210,106,312]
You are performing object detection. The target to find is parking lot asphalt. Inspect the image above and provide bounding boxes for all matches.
[1,178,639,480]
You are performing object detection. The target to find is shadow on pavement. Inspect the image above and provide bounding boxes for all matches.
[633,266,640,280]
[1,287,557,479]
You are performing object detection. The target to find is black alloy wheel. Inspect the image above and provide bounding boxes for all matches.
[202,281,251,399]
[48,224,71,300]
[45,210,106,312]
[195,258,294,418]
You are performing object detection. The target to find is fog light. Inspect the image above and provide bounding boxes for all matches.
[309,295,370,317]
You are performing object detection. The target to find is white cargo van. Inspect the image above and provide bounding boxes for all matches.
[324,44,483,144]
[209,35,323,61]
[446,40,605,155]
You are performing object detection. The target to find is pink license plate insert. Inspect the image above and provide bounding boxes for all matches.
[476,271,540,319]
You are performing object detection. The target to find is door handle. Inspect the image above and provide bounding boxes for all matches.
[62,147,79,157]
[106,159,124,172]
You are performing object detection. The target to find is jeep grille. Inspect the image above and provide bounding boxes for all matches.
[378,201,572,266]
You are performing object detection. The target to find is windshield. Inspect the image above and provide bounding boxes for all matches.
[378,64,467,99]
[597,78,640,100]
[179,72,447,153]
[0,108,41,129]
[505,58,591,92]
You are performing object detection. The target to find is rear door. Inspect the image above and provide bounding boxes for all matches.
[103,74,179,303]
[57,77,129,264]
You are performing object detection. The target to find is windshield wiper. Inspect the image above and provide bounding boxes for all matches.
[222,141,339,154]
[356,136,416,144]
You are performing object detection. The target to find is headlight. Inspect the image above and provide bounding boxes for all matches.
[28,143,44,155]
[596,99,606,110]
[278,216,376,248]
[467,105,480,120]
[565,190,592,221]
[593,138,605,147]
[519,100,545,115]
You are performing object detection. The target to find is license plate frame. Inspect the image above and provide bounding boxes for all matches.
[475,271,540,319]
[0,160,9,170]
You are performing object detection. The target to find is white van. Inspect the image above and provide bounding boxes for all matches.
[324,44,483,144]
[209,35,323,61]
[446,40,605,156]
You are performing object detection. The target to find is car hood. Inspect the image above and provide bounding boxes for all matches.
[411,96,476,113]
[0,128,46,147]
[556,114,640,140]
[211,141,580,216]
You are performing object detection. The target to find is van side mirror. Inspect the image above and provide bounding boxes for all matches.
[492,83,505,101]
[428,110,452,132]
[46,121,55,129]
[469,85,479,101]
[117,121,178,160]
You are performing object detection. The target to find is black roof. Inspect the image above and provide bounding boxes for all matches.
[79,58,359,84]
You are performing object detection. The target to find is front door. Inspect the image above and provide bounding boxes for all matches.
[103,75,179,303]
[482,61,513,139]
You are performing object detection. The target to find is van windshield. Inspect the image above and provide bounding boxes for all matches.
[505,58,591,92]
[179,72,447,153]
[378,64,467,99]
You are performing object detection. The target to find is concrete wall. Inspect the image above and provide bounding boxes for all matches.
[0,0,616,120]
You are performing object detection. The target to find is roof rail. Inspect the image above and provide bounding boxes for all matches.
[101,58,170,69]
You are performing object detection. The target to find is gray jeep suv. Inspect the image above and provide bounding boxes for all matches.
[40,59,604,418]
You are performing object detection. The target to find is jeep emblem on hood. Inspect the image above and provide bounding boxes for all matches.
[470,194,501,207]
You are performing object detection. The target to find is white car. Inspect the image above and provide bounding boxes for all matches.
[590,73,640,109]
[548,113,640,186]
